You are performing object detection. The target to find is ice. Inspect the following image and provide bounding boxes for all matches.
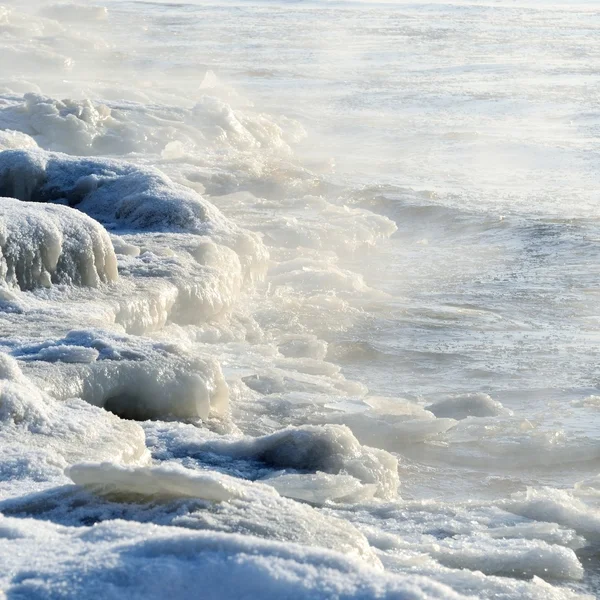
[0,1,599,597]
[201,424,400,500]
[0,516,474,600]
[0,197,117,289]
[504,487,600,543]
[426,536,583,580]
[13,329,229,421]
[63,459,382,565]
[0,148,267,279]
[427,393,513,420]
[263,471,377,504]
[0,353,148,499]
[67,462,247,503]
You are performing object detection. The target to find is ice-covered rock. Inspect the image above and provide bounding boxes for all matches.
[0,353,148,498]
[13,329,229,421]
[0,197,117,289]
[0,148,267,280]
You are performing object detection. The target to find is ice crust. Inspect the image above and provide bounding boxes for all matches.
[13,330,229,420]
[0,148,267,279]
[0,516,475,600]
[0,197,117,289]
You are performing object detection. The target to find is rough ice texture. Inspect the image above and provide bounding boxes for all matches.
[114,234,247,329]
[0,148,268,280]
[0,93,302,160]
[504,487,600,543]
[0,353,148,498]
[0,197,117,289]
[201,424,400,500]
[0,516,472,600]
[13,329,229,421]
[62,459,383,565]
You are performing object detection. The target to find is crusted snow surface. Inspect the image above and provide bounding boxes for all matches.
[0,515,475,600]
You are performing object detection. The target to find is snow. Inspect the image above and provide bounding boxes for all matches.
[0,516,472,600]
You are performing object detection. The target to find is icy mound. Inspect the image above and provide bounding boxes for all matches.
[14,330,229,421]
[321,396,457,452]
[0,516,472,600]
[2,95,114,156]
[0,129,39,151]
[0,94,304,177]
[0,353,148,496]
[0,148,267,279]
[115,235,246,328]
[262,471,376,504]
[202,424,400,500]
[504,487,600,543]
[427,393,512,420]
[64,460,381,566]
[0,197,117,289]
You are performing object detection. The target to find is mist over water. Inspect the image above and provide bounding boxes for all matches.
[0,0,600,598]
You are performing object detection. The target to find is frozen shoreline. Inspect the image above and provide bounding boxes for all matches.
[1,1,599,598]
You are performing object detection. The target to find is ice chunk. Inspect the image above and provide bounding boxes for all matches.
[201,424,399,500]
[426,536,583,580]
[15,329,229,421]
[0,353,148,496]
[0,129,39,151]
[427,393,512,420]
[64,458,381,567]
[0,197,117,289]
[67,462,246,503]
[504,487,600,542]
[262,471,377,504]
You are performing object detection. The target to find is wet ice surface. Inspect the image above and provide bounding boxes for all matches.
[1,0,600,598]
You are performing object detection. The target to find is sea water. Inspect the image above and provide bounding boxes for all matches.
[0,0,599,598]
